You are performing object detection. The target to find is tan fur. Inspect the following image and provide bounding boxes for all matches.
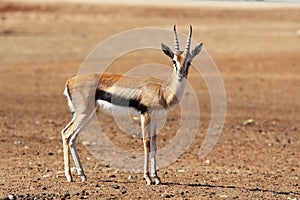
[66,73,179,111]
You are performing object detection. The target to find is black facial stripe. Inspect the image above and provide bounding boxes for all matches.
[95,89,148,114]
[184,60,191,70]
[172,60,178,70]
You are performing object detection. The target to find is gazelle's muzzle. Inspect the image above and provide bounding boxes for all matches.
[176,73,185,81]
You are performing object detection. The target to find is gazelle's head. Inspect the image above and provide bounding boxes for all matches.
[161,25,203,81]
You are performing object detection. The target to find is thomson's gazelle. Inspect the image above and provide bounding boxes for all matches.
[61,25,203,185]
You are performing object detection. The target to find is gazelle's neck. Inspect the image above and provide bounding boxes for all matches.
[161,69,186,109]
[170,69,186,100]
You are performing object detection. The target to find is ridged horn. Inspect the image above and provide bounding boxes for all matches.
[185,25,192,52]
[173,25,180,51]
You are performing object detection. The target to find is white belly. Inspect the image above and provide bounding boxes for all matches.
[96,100,140,117]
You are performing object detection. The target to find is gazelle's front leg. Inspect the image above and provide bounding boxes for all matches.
[141,113,151,185]
[149,119,161,185]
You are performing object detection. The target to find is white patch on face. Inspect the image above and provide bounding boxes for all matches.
[173,55,181,71]
[173,55,186,81]
[96,100,140,117]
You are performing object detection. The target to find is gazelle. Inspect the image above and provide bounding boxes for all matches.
[61,25,203,185]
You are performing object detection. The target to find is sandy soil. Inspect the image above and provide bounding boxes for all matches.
[0,1,299,199]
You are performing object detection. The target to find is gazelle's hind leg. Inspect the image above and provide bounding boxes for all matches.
[62,112,94,182]
[61,116,75,182]
[68,111,95,182]
[62,74,98,182]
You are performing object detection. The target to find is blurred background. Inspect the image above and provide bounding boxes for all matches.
[0,0,299,199]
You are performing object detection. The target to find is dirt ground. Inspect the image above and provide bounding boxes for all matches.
[0,1,299,199]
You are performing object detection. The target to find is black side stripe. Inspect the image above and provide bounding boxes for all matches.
[95,89,148,114]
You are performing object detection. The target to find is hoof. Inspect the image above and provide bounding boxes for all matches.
[144,174,152,185]
[153,177,161,185]
[80,175,87,182]
[66,175,73,182]
[146,180,152,185]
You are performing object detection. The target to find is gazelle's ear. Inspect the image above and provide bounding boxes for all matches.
[161,43,174,59]
[191,43,203,59]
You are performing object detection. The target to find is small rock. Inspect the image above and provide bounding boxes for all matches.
[243,119,255,126]
[109,174,116,178]
[81,190,89,195]
[205,160,211,165]
[287,197,298,200]
[163,193,174,198]
[56,174,64,178]
[62,193,70,199]
[42,174,52,178]
[15,194,24,199]
[219,194,228,198]
[128,175,132,180]
[112,185,120,189]
[259,129,266,135]
[24,145,30,149]
[121,189,127,194]
[7,194,16,200]
[73,192,80,196]
[210,192,216,196]
[292,127,297,131]
[178,169,186,173]
[226,170,237,174]
[48,151,54,156]
[82,141,90,146]
[13,141,21,145]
